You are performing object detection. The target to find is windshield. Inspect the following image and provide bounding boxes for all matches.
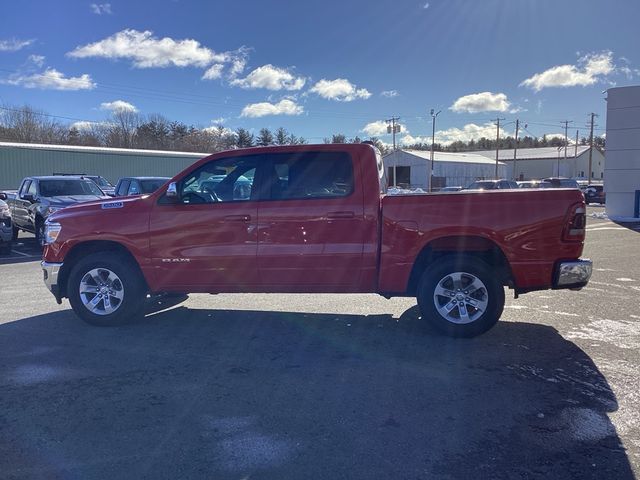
[140,179,169,193]
[90,176,113,188]
[39,179,104,197]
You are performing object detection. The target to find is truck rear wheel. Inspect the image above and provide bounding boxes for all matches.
[67,252,146,326]
[417,255,504,338]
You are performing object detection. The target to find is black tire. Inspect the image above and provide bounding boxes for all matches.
[67,252,147,326]
[416,255,505,338]
[35,218,45,248]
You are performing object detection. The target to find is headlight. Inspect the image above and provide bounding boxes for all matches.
[47,206,62,215]
[44,222,62,244]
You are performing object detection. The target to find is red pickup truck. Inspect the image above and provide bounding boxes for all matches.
[41,144,591,337]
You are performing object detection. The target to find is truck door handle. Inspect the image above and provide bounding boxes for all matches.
[327,211,355,219]
[224,214,251,222]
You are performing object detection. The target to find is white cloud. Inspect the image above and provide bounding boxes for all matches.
[450,91,510,113]
[202,64,224,80]
[381,90,399,98]
[100,100,137,113]
[0,38,34,52]
[231,64,305,91]
[211,117,227,125]
[362,120,389,137]
[361,120,407,137]
[27,54,45,67]
[423,2,430,8]
[202,125,235,136]
[90,3,112,14]
[400,134,431,145]
[68,29,226,68]
[229,54,248,78]
[520,51,615,92]
[240,99,303,118]
[70,121,109,131]
[432,122,503,145]
[5,68,95,90]
[309,78,371,101]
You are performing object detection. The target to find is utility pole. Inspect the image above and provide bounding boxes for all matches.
[561,120,573,177]
[429,109,441,192]
[588,113,598,184]
[494,118,505,179]
[575,129,579,178]
[385,117,401,186]
[513,119,520,181]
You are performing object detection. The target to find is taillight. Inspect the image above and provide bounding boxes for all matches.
[563,203,586,241]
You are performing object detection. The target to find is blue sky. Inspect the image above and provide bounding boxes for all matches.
[1,0,639,146]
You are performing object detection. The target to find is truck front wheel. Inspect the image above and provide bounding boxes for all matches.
[417,255,504,338]
[67,253,146,326]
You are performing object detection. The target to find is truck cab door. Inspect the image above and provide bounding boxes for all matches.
[14,180,35,230]
[149,155,261,291]
[256,150,366,291]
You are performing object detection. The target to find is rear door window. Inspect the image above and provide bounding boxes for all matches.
[116,180,130,196]
[264,151,353,200]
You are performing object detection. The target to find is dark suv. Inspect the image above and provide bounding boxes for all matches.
[542,177,580,189]
[584,184,605,204]
[114,177,170,197]
[464,179,519,190]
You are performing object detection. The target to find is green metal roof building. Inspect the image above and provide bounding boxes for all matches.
[0,141,209,190]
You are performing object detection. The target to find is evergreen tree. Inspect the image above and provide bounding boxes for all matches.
[256,128,274,146]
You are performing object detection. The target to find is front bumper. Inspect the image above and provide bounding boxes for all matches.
[42,261,63,302]
[553,258,592,290]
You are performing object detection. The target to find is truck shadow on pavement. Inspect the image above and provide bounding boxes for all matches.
[0,305,634,480]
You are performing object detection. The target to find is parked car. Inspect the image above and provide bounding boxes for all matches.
[85,176,116,196]
[114,177,170,197]
[542,177,580,189]
[5,176,110,247]
[464,179,519,190]
[517,180,552,189]
[439,186,464,192]
[0,193,13,254]
[41,144,591,338]
[584,184,606,204]
[53,173,115,196]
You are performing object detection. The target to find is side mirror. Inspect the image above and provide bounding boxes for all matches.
[163,182,180,203]
[23,193,35,203]
[0,192,6,201]
[166,182,178,198]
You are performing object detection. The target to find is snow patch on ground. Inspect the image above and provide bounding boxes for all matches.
[615,278,635,282]
[567,319,640,350]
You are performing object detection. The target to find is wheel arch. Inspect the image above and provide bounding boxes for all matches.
[58,240,148,299]
[406,235,513,296]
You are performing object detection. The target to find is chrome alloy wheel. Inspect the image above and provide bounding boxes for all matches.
[433,271,489,324]
[79,268,125,315]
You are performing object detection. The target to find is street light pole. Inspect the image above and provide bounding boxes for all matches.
[429,109,441,192]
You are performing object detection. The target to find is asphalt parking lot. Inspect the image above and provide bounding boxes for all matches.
[1,205,639,479]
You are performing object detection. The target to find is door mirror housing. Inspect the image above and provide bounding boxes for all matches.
[166,182,178,197]
[22,193,35,203]
[163,182,180,203]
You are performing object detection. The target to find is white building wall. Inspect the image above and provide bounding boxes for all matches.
[505,150,605,181]
[384,150,506,189]
[605,86,640,219]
